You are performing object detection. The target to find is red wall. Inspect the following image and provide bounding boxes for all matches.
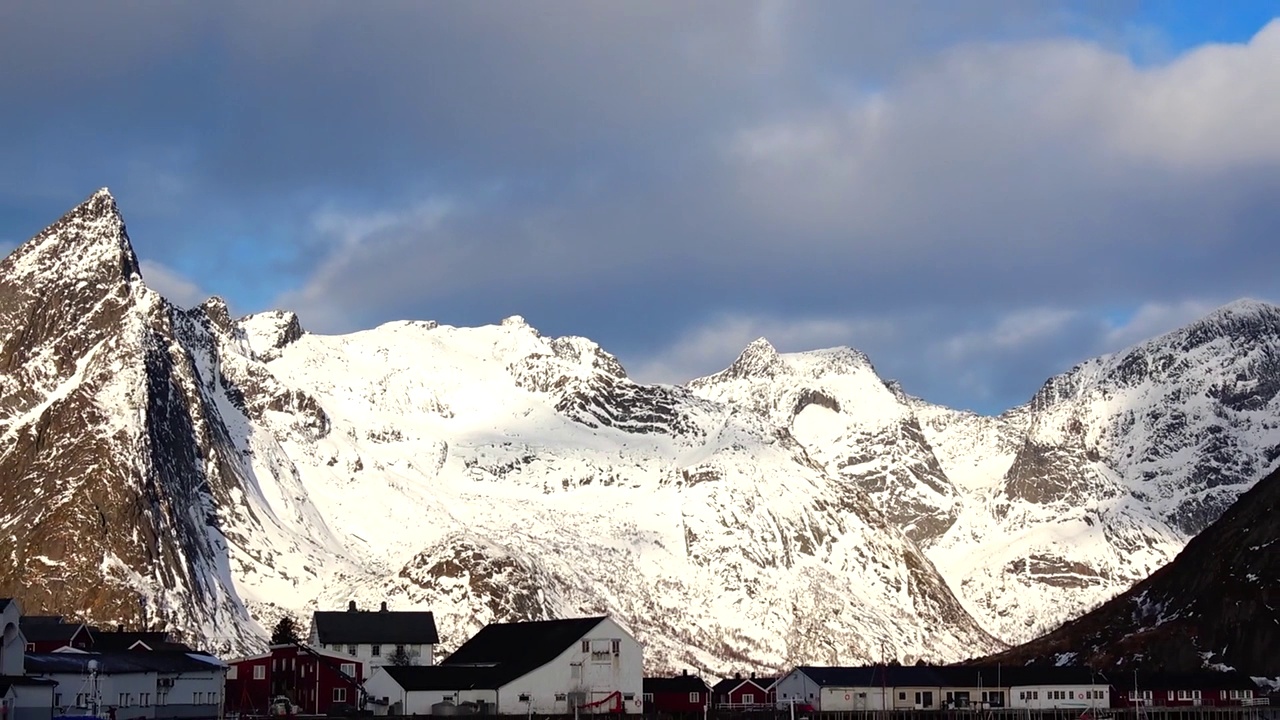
[226,645,364,716]
[650,691,708,713]
[728,682,773,705]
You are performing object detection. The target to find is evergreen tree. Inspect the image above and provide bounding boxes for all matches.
[271,614,302,645]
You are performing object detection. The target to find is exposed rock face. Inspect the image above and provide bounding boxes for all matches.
[986,463,1280,676]
[2,191,1279,671]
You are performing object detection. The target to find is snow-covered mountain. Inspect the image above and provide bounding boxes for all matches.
[1,190,1278,674]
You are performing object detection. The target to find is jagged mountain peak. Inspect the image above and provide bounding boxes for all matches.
[1,187,141,286]
[719,337,783,379]
[239,310,306,361]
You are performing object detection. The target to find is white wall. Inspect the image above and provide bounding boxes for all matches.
[159,669,224,718]
[773,671,818,709]
[1009,685,1109,710]
[44,670,158,720]
[317,641,434,668]
[819,687,885,712]
[1,601,25,676]
[495,617,643,715]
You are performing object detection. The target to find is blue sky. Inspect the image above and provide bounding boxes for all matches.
[2,1,1279,414]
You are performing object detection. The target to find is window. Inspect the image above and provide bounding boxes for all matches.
[623,694,634,701]
[518,694,532,703]
[642,694,653,703]
[899,693,906,701]
[140,694,151,707]
[690,692,700,703]
[227,666,238,680]
[334,688,347,703]
[341,663,357,677]
[611,639,621,654]
[743,694,755,704]
[1178,690,1188,700]
[348,644,357,655]
[556,694,568,702]
[194,692,204,705]
[254,665,266,680]
[55,695,62,708]
[371,644,381,656]
[396,644,405,656]
[76,694,87,708]
[571,662,582,680]
[157,692,168,706]
[118,694,130,707]
[1193,691,1201,700]
[209,694,218,705]
[1168,691,1175,701]
[581,640,590,653]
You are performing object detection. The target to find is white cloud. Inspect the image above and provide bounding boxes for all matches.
[1100,299,1223,350]
[941,308,1081,363]
[139,259,208,310]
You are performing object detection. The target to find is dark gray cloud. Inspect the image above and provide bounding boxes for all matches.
[0,1,1276,412]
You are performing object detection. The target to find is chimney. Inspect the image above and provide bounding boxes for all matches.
[682,669,688,677]
[117,624,125,633]
[380,602,388,612]
[734,672,741,680]
[348,601,357,612]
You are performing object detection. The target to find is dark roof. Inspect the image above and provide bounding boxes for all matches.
[313,610,439,645]
[380,665,505,691]
[0,599,11,611]
[443,616,607,686]
[24,651,224,675]
[21,616,65,625]
[20,619,87,644]
[644,675,711,694]
[790,666,1099,688]
[90,632,182,652]
[1110,671,1259,691]
[0,675,58,694]
[971,666,1097,687]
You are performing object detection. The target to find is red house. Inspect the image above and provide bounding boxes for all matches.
[225,644,366,715]
[644,670,711,713]
[712,673,777,709]
[1113,672,1261,708]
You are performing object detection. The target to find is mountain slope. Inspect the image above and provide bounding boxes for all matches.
[985,463,1280,676]
[924,303,1280,642]
[0,191,1001,670]
[2,190,1279,670]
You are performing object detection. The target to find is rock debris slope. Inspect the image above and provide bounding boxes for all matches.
[1,190,1279,671]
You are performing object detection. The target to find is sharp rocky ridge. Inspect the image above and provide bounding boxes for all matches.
[1,190,1278,672]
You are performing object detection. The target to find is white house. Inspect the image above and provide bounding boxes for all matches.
[0,598,56,720]
[311,601,438,669]
[773,667,886,712]
[1,598,27,676]
[363,616,643,716]
[24,650,226,720]
[1003,667,1109,711]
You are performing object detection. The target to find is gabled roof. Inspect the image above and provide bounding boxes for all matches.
[644,675,711,694]
[380,665,505,691]
[789,667,880,687]
[0,599,12,611]
[313,610,439,645]
[711,676,775,695]
[443,616,607,687]
[88,631,191,652]
[20,619,88,644]
[25,651,224,675]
